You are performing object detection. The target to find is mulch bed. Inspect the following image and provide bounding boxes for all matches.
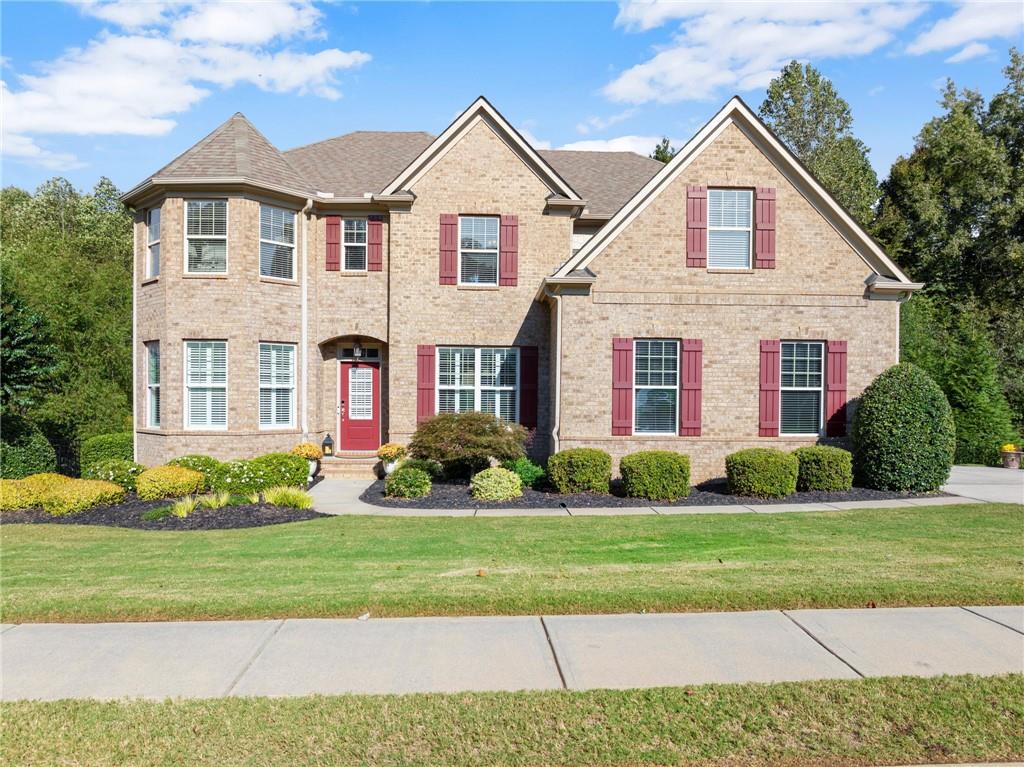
[0,495,329,530]
[360,478,949,510]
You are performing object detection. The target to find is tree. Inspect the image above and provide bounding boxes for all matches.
[650,138,677,163]
[759,61,879,225]
[0,287,59,415]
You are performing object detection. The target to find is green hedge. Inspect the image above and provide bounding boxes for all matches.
[725,448,798,498]
[80,433,133,471]
[792,446,853,492]
[619,450,691,501]
[852,363,956,492]
[168,455,222,490]
[385,467,432,498]
[208,453,307,494]
[471,467,523,501]
[0,420,56,479]
[547,448,612,494]
[501,457,545,490]
[136,465,204,501]
[81,459,145,492]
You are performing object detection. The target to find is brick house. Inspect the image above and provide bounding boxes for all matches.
[123,96,921,482]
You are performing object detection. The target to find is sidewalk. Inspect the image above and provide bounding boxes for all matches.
[2,605,1021,701]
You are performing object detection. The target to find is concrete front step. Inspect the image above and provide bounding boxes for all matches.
[320,455,380,480]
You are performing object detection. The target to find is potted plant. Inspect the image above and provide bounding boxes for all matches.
[291,442,323,482]
[1000,443,1022,470]
[377,443,407,475]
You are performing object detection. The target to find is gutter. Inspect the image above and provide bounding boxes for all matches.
[300,197,313,437]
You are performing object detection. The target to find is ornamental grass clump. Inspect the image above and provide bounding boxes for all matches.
[619,450,691,501]
[792,445,853,492]
[546,448,612,494]
[725,448,798,498]
[167,496,200,518]
[263,486,314,509]
[198,491,231,509]
[82,459,145,491]
[384,467,432,499]
[470,467,523,501]
[136,465,205,500]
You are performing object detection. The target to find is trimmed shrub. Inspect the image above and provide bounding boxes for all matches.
[80,432,133,470]
[0,480,32,511]
[209,460,261,494]
[852,363,956,491]
[792,446,853,492]
[0,420,56,479]
[725,448,798,498]
[501,457,545,490]
[168,455,222,490]
[41,479,125,516]
[547,448,612,494]
[1,473,76,511]
[400,458,445,479]
[409,412,527,478]
[620,450,691,501]
[384,466,432,498]
[82,459,145,491]
[471,467,523,501]
[248,452,308,489]
[137,465,204,500]
[263,486,314,509]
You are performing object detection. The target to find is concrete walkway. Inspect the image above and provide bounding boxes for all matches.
[943,464,1024,504]
[3,606,1021,700]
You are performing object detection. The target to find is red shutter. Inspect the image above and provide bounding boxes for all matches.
[754,187,776,269]
[325,216,341,271]
[686,185,707,267]
[519,345,538,428]
[367,215,383,272]
[416,345,435,424]
[499,214,518,286]
[679,339,702,436]
[825,340,848,437]
[759,339,781,437]
[612,337,633,436]
[439,214,457,285]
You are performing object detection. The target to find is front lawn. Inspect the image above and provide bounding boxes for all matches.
[3,675,1022,766]
[1,503,1020,623]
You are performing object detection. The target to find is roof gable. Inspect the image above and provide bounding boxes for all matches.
[381,96,582,201]
[554,97,914,285]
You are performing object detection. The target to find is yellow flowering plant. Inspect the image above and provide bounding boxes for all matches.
[1001,443,1019,453]
[291,442,323,461]
[377,442,407,462]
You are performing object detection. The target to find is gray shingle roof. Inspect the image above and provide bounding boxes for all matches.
[541,150,663,218]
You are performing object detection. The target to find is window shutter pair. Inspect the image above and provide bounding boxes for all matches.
[610,337,702,437]
[326,216,341,271]
[438,214,518,285]
[685,186,775,268]
[415,344,538,428]
[326,216,383,272]
[757,339,847,437]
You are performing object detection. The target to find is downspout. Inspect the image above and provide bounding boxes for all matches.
[543,285,562,455]
[300,197,313,438]
[131,213,138,462]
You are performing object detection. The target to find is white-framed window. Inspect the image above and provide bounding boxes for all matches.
[146,207,161,278]
[343,219,367,271]
[707,189,752,269]
[185,200,227,273]
[634,339,679,434]
[145,341,160,427]
[184,341,227,429]
[259,342,295,428]
[458,216,499,285]
[259,205,295,280]
[780,341,824,435]
[437,346,519,422]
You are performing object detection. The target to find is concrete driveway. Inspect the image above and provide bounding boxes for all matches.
[943,465,1024,504]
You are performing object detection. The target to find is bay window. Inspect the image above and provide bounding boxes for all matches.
[185,341,227,429]
[146,207,160,278]
[259,205,295,280]
[185,200,227,273]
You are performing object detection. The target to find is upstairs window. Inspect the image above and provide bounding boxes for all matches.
[459,216,498,285]
[146,341,160,427]
[186,200,227,273]
[634,339,678,434]
[780,341,824,435]
[146,207,161,278]
[343,219,367,271]
[259,342,295,428]
[437,346,519,422]
[259,205,295,280]
[707,189,752,269]
[185,340,227,429]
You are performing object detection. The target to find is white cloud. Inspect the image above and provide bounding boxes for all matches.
[907,1,1022,55]
[605,2,925,104]
[76,0,181,29]
[1,129,85,171]
[945,41,993,63]
[518,126,551,150]
[558,135,680,156]
[575,108,637,135]
[4,2,370,169]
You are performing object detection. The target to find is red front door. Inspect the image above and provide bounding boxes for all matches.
[340,361,380,451]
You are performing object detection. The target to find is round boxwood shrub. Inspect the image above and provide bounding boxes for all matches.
[725,448,798,498]
[471,467,523,501]
[248,452,308,489]
[168,455,222,490]
[501,456,545,489]
[547,448,612,494]
[384,466,432,499]
[0,419,56,478]
[409,412,527,478]
[80,432,133,471]
[620,450,691,501]
[792,445,853,492]
[82,458,145,491]
[852,363,956,492]
[136,465,204,500]
[399,458,445,480]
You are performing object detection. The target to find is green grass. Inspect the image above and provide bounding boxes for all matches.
[2,503,1021,623]
[2,675,1021,766]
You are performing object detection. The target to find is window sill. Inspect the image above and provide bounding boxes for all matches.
[457,284,500,291]
[183,273,229,280]
[259,276,299,286]
[707,268,755,274]
[339,271,369,277]
[141,276,160,286]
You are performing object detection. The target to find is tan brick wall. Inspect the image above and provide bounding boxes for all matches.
[556,121,900,482]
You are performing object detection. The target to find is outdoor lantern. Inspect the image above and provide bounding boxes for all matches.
[322,433,334,456]
[353,342,363,358]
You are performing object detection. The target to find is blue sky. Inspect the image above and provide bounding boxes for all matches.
[2,1,1021,193]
